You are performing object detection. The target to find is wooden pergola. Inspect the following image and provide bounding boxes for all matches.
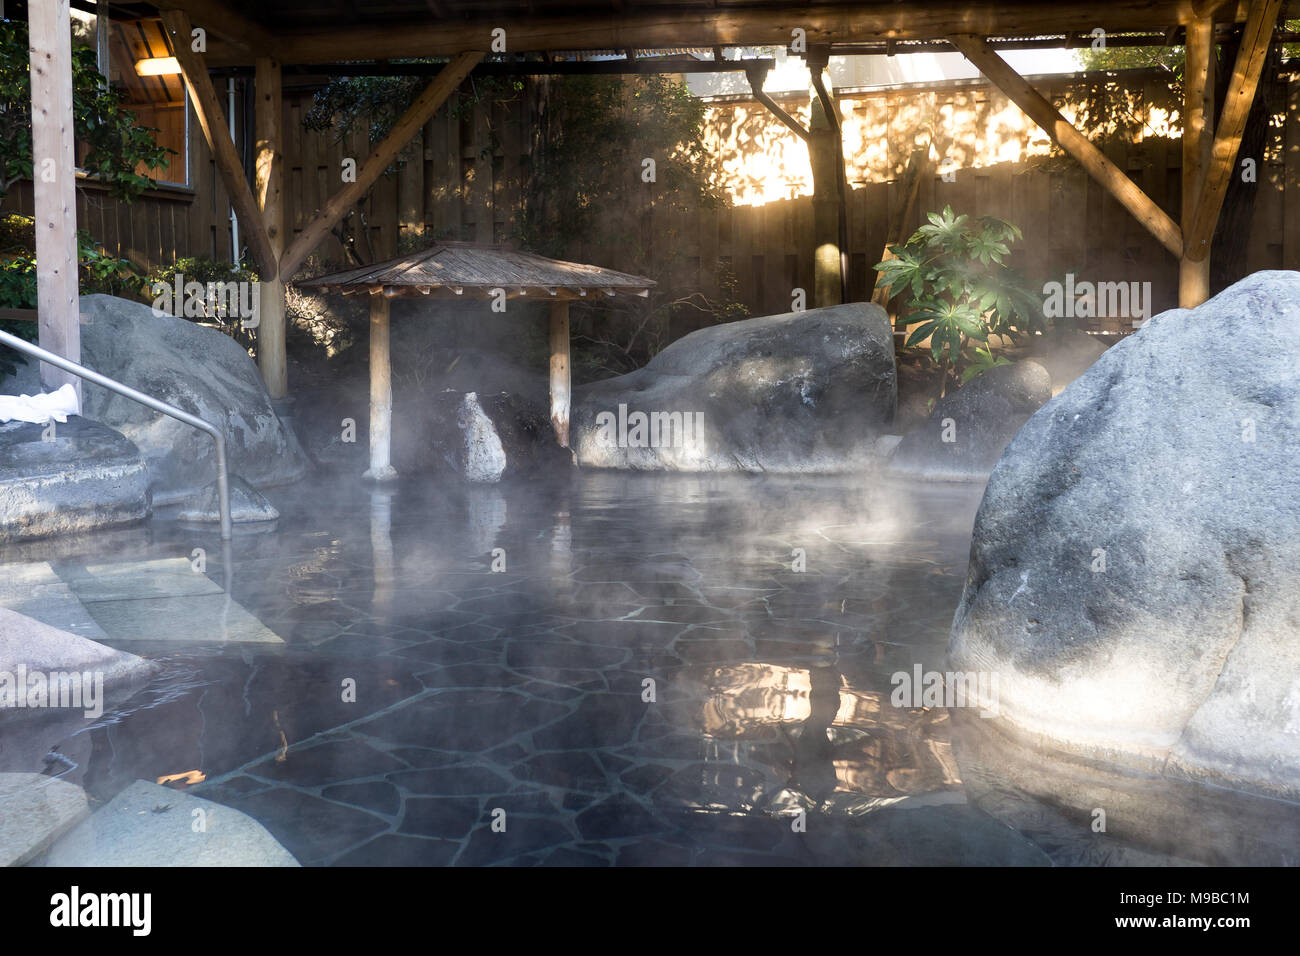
[298,242,654,479]
[28,0,1295,403]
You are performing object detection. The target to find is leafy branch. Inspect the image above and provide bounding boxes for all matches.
[875,204,1044,395]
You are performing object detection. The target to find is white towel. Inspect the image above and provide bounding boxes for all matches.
[0,384,81,424]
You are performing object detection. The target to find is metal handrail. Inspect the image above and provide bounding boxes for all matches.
[0,329,232,540]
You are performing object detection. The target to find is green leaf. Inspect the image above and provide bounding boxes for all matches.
[905,320,940,347]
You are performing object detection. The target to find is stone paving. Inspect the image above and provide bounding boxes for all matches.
[4,472,1258,865]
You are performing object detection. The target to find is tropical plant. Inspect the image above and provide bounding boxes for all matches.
[874,205,1043,394]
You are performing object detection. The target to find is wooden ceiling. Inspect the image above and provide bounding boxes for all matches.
[109,16,185,106]
[118,0,1298,66]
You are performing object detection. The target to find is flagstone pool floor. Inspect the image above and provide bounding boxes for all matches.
[3,472,1293,866]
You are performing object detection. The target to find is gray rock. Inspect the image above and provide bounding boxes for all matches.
[174,474,279,523]
[0,416,150,542]
[43,779,299,866]
[949,271,1300,801]
[75,295,309,505]
[572,302,897,472]
[0,605,158,690]
[392,387,568,483]
[0,773,88,866]
[890,361,1052,482]
[458,392,509,482]
[0,607,158,776]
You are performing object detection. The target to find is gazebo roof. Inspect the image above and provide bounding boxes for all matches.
[297,242,655,300]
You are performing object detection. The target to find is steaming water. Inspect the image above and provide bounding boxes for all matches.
[4,472,1296,865]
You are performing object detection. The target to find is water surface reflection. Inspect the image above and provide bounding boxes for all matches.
[5,472,1293,865]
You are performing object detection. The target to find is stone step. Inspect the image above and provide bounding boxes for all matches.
[2,557,282,645]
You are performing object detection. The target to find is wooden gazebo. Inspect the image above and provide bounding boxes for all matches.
[299,242,654,480]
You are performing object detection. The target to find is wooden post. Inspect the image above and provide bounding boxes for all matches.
[1181,15,1215,308]
[255,57,287,398]
[1183,0,1282,261]
[808,48,848,306]
[951,34,1183,258]
[810,122,843,308]
[29,0,81,403]
[365,294,397,481]
[549,300,571,448]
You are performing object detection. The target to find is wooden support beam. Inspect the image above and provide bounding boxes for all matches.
[549,301,571,448]
[161,10,278,279]
[365,294,397,481]
[255,56,287,399]
[746,69,809,142]
[29,0,81,402]
[950,34,1184,258]
[204,2,1273,66]
[153,0,276,56]
[809,47,848,305]
[278,51,484,282]
[1181,15,1215,306]
[1184,0,1283,262]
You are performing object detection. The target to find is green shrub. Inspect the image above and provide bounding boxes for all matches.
[148,257,260,352]
[874,205,1044,396]
[0,221,147,384]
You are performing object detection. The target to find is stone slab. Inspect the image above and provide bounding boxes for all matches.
[81,594,283,645]
[43,779,299,866]
[60,557,224,603]
[0,562,109,642]
[0,772,88,866]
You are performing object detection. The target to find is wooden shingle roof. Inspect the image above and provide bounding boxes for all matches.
[298,242,655,300]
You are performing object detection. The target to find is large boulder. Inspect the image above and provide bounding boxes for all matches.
[75,295,309,504]
[889,361,1052,482]
[0,416,150,542]
[571,302,897,472]
[949,271,1300,801]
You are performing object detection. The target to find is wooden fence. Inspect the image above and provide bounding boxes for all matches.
[5,66,1298,333]
[2,78,545,277]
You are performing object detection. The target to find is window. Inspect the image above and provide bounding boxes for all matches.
[78,11,190,189]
